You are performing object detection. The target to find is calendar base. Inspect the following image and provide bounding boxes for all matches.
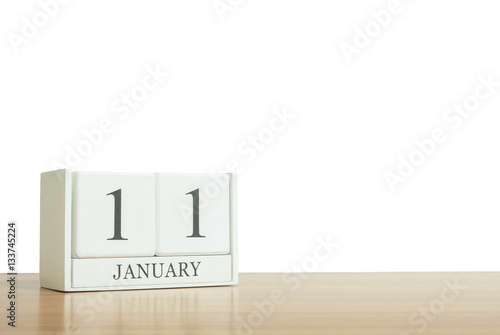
[70,255,234,290]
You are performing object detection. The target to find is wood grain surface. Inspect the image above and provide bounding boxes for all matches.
[1,273,499,334]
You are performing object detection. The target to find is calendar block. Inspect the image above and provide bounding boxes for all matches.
[155,173,231,256]
[40,169,238,292]
[72,172,156,258]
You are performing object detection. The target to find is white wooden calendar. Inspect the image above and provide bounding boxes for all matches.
[40,169,238,292]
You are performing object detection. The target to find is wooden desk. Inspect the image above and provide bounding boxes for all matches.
[1,273,499,334]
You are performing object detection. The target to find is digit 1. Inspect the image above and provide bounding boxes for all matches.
[107,189,128,240]
[186,188,205,238]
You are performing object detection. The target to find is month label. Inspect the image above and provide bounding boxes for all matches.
[72,255,232,288]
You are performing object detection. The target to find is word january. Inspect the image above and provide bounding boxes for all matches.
[112,262,201,280]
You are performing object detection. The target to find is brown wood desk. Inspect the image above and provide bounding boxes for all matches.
[1,273,499,334]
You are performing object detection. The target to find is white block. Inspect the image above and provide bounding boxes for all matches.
[72,172,155,258]
[72,255,233,288]
[156,173,231,256]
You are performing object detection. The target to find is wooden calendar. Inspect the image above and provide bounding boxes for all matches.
[40,169,238,292]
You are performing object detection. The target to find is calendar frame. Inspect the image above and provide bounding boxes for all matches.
[40,169,238,292]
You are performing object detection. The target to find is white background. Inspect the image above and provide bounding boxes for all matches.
[1,0,500,273]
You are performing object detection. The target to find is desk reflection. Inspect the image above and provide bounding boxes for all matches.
[43,286,238,334]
